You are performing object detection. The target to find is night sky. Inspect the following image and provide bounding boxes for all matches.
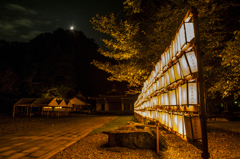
[0,0,125,46]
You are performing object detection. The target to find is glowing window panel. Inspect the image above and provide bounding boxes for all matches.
[169,90,177,105]
[165,50,170,65]
[172,40,176,58]
[182,83,187,105]
[169,112,173,129]
[166,112,169,127]
[161,93,164,105]
[154,96,158,106]
[177,115,183,135]
[168,67,176,83]
[179,24,186,49]
[159,111,162,123]
[179,55,191,77]
[158,95,161,105]
[164,93,169,105]
[162,112,166,125]
[164,71,170,86]
[169,45,173,62]
[186,51,198,73]
[173,35,177,55]
[155,61,161,74]
[185,22,195,42]
[153,83,157,92]
[177,33,181,54]
[173,114,178,132]
[156,80,160,90]
[155,110,159,120]
[188,83,197,104]
[161,53,165,67]
[176,85,182,105]
[158,78,162,90]
[161,75,165,88]
[173,62,182,81]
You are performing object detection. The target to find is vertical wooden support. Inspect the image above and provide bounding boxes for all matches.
[192,8,209,159]
[47,107,49,118]
[27,106,29,117]
[13,105,15,118]
[156,124,159,155]
[30,105,32,118]
[121,98,124,111]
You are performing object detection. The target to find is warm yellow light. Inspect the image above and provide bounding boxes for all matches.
[157,95,161,105]
[186,51,198,73]
[179,24,186,49]
[176,33,181,54]
[168,67,175,83]
[169,90,177,105]
[159,111,162,123]
[182,83,187,105]
[162,112,166,125]
[188,83,197,104]
[166,112,169,127]
[164,71,170,86]
[164,93,169,105]
[165,49,170,65]
[177,85,182,105]
[173,62,182,81]
[178,115,183,135]
[161,76,165,89]
[161,53,166,67]
[179,55,190,77]
[169,112,173,129]
[173,114,178,132]
[161,93,164,105]
[181,82,197,105]
[171,41,176,58]
[153,96,158,106]
[156,79,160,90]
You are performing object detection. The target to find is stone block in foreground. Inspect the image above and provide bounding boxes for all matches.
[106,121,167,151]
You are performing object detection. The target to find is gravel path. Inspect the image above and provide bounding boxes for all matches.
[1,115,240,159]
[50,121,240,159]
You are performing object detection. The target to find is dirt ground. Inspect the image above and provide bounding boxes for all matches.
[1,115,240,159]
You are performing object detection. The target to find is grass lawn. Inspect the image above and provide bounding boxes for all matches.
[89,115,138,134]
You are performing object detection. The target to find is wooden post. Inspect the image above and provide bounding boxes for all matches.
[13,105,15,118]
[27,106,29,117]
[192,8,209,159]
[156,124,159,155]
[30,105,32,118]
[47,107,49,118]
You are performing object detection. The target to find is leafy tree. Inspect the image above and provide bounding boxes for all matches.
[210,30,240,99]
[91,0,240,97]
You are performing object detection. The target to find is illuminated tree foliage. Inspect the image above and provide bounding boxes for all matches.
[91,0,240,97]
[210,31,240,99]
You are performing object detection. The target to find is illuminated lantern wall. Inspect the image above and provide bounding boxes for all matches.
[134,10,202,141]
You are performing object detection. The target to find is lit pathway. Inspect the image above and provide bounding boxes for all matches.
[207,120,240,133]
[0,115,117,159]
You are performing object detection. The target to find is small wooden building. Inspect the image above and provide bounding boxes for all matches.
[70,93,91,112]
[13,98,72,117]
[89,85,137,112]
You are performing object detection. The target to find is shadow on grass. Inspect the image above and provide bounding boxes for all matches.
[89,115,138,135]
